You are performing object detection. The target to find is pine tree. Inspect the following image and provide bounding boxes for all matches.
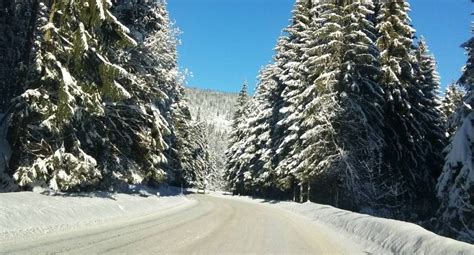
[413,39,446,181]
[441,83,466,136]
[0,1,41,110]
[291,0,385,208]
[170,85,194,186]
[436,26,474,243]
[0,1,46,191]
[232,63,282,196]
[170,86,215,189]
[273,0,313,197]
[225,81,249,192]
[8,0,138,191]
[139,1,200,186]
[231,81,249,130]
[115,0,200,187]
[101,0,174,187]
[376,0,430,212]
[336,0,385,208]
[244,38,290,197]
[179,119,213,189]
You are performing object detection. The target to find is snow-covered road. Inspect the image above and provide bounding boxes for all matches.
[2,192,473,254]
[1,194,362,254]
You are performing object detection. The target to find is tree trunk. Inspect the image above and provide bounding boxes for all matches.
[293,184,296,202]
[299,182,303,203]
[307,183,311,202]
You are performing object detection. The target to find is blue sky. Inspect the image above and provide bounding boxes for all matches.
[168,0,472,94]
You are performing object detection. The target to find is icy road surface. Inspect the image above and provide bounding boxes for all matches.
[1,194,362,254]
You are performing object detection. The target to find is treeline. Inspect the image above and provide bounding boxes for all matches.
[225,0,473,242]
[0,0,212,192]
[186,87,240,190]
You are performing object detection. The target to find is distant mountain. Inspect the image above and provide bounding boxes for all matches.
[185,87,238,183]
[186,88,237,130]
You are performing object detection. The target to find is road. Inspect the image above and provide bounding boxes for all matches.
[1,194,362,254]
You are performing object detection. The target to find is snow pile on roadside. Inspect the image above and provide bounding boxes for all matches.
[0,187,194,241]
[211,193,474,254]
[279,202,474,254]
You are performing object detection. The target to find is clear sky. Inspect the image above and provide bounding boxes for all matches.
[168,0,472,94]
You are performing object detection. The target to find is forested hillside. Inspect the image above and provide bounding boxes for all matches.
[0,0,213,192]
[225,0,473,243]
[186,87,239,189]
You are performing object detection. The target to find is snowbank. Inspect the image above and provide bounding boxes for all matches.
[0,187,194,241]
[211,193,474,254]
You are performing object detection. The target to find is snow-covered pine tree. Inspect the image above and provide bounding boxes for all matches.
[169,85,192,185]
[0,1,41,110]
[113,0,171,102]
[139,1,202,186]
[293,0,385,209]
[231,81,249,130]
[171,85,214,189]
[0,0,46,190]
[224,81,249,192]
[441,83,466,137]
[180,119,213,190]
[8,0,138,191]
[232,62,283,197]
[376,0,431,213]
[436,26,474,243]
[273,0,313,197]
[100,0,175,187]
[335,0,386,209]
[122,0,181,120]
[144,0,181,105]
[413,38,446,182]
[291,1,346,204]
[115,0,203,187]
[0,0,16,110]
[195,121,218,190]
[244,38,291,197]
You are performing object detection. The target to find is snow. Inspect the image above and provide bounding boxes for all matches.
[0,187,194,241]
[210,193,474,254]
[95,0,106,21]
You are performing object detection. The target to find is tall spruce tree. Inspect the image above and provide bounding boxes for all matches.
[225,81,249,192]
[144,2,203,186]
[171,85,197,186]
[116,0,204,187]
[436,27,474,243]
[231,81,249,130]
[292,0,385,208]
[8,0,138,190]
[273,0,313,197]
[238,63,283,196]
[336,0,385,208]
[413,39,446,181]
[0,1,46,111]
[376,0,430,213]
[103,0,177,187]
[178,119,213,189]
